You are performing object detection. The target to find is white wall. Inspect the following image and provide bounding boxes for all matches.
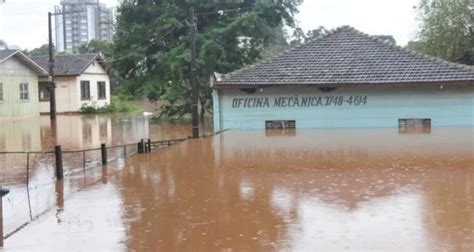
[39,76,77,113]
[39,60,111,113]
[76,62,111,110]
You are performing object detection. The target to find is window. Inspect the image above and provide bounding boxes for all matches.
[399,119,431,134]
[80,81,91,100]
[0,83,3,102]
[19,83,29,101]
[265,120,296,129]
[97,81,107,100]
[38,82,50,101]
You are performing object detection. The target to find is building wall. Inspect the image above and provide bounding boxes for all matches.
[0,57,40,118]
[39,61,111,113]
[76,63,111,110]
[39,76,78,113]
[213,84,474,130]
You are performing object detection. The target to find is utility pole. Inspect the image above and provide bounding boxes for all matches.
[48,12,57,121]
[190,7,199,138]
[47,8,89,122]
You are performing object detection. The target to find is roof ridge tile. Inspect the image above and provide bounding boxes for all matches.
[352,28,474,73]
[217,26,474,86]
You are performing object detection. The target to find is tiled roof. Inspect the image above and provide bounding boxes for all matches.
[216,26,474,87]
[0,49,48,75]
[0,49,17,61]
[32,54,103,76]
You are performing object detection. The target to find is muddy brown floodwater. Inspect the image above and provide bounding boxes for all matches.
[0,114,210,151]
[2,122,474,251]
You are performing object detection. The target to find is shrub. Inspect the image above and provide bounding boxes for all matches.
[79,95,139,114]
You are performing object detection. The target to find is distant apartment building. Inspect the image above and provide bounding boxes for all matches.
[54,0,114,52]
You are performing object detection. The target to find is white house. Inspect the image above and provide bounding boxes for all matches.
[32,54,111,113]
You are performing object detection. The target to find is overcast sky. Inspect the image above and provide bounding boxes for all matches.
[0,0,419,50]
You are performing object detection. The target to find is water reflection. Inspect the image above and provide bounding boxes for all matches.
[4,127,474,251]
[0,117,42,151]
[113,128,473,251]
[0,115,209,151]
[39,115,113,150]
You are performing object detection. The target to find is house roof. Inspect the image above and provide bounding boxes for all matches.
[0,49,48,75]
[0,50,18,61]
[215,26,474,88]
[31,53,106,77]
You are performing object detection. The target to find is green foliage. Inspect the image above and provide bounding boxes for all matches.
[290,26,328,46]
[79,94,139,114]
[113,0,303,118]
[409,0,474,65]
[78,39,114,58]
[27,44,52,56]
[372,35,397,45]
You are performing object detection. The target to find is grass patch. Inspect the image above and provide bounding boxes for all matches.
[80,95,140,114]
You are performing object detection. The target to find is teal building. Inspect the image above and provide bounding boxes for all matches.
[212,26,474,130]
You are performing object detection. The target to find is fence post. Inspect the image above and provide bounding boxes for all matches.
[138,139,144,154]
[147,139,152,153]
[1,188,9,248]
[55,145,63,180]
[101,143,107,165]
[55,181,64,210]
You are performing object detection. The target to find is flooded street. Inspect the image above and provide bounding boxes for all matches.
[0,114,209,152]
[2,123,473,251]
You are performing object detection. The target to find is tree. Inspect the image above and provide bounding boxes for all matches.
[406,40,425,52]
[0,40,7,50]
[113,0,302,119]
[27,44,52,57]
[290,26,327,46]
[78,39,113,58]
[373,35,397,45]
[408,0,474,65]
[260,25,291,59]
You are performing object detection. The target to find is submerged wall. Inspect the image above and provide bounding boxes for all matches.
[213,84,474,130]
